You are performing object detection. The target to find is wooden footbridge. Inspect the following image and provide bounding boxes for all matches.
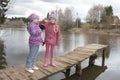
[0,44,108,80]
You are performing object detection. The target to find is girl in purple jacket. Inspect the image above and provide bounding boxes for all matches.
[26,13,43,73]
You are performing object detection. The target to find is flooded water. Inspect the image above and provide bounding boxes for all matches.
[0,28,120,80]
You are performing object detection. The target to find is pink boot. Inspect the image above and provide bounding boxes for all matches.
[43,58,48,67]
[50,58,56,67]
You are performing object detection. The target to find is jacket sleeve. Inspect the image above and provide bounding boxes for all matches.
[40,20,47,42]
[39,25,45,31]
[40,20,47,28]
[28,24,41,36]
[56,25,60,45]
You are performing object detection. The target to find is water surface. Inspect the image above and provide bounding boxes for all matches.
[0,28,120,80]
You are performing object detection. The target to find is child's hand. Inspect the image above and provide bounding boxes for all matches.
[42,42,45,46]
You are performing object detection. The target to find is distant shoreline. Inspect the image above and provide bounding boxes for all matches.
[0,19,27,28]
[0,24,27,28]
[68,28,120,36]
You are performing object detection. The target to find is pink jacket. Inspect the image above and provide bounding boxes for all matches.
[41,21,60,45]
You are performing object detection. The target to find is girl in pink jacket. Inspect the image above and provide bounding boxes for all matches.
[41,11,60,67]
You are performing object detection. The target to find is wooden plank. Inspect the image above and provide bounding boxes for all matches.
[74,47,97,53]
[66,51,92,58]
[74,51,92,56]
[14,64,47,80]
[14,65,33,80]
[37,61,64,75]
[54,60,70,68]
[66,50,93,55]
[0,71,11,80]
[3,67,26,80]
[66,52,90,59]
[36,61,52,76]
[57,56,78,64]
[89,44,108,48]
[84,44,108,50]
[37,61,72,79]
[74,49,97,56]
[85,44,108,48]
[64,54,87,62]
[75,51,94,56]
[78,49,105,57]
[28,69,46,80]
[55,59,72,66]
[55,56,76,65]
[75,44,108,52]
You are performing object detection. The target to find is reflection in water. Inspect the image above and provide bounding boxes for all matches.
[0,40,7,69]
[0,28,29,66]
[58,32,85,55]
[66,65,107,80]
[83,33,111,58]
[81,65,107,80]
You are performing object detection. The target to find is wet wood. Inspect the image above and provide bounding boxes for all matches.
[75,62,82,76]
[0,71,11,80]
[57,56,78,64]
[0,44,108,80]
[54,60,70,68]
[37,61,52,74]
[84,44,108,50]
[4,67,26,80]
[14,65,33,80]
[102,49,105,67]
[65,68,71,78]
[89,54,97,67]
[55,57,76,65]
[74,47,97,52]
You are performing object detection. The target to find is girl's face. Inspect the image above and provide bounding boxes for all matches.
[50,18,56,23]
[33,18,39,23]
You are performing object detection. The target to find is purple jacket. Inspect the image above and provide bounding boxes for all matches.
[27,22,43,45]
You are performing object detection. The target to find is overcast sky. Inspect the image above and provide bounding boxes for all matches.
[6,0,120,21]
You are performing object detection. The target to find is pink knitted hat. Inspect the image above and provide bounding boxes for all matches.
[28,13,39,21]
[49,11,57,20]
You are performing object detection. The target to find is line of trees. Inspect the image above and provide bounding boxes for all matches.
[9,17,29,24]
[0,0,114,30]
[57,8,81,30]
[86,5,113,29]
[57,8,74,30]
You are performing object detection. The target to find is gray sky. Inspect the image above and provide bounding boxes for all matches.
[6,0,120,21]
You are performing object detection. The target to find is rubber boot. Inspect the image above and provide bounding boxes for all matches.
[50,58,56,67]
[43,58,48,67]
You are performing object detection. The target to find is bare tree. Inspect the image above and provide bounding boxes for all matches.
[58,7,74,30]
[86,4,105,28]
[58,9,64,24]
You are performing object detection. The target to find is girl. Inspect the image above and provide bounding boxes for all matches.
[41,11,60,67]
[26,13,43,73]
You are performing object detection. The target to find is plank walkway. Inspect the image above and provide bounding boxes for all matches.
[0,44,108,80]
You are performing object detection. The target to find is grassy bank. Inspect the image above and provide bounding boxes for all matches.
[68,28,120,36]
[0,20,27,28]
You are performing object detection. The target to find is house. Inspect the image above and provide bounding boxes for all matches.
[113,16,119,24]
